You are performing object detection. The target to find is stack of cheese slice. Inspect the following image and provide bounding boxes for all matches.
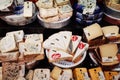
[43,31,89,63]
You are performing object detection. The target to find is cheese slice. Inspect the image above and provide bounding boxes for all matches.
[72,42,89,61]
[83,23,103,41]
[99,43,118,62]
[6,30,24,42]
[59,31,72,51]
[71,35,82,54]
[33,69,50,80]
[25,34,43,43]
[23,1,33,17]
[102,26,119,37]
[48,49,73,62]
[19,42,42,55]
[0,35,17,53]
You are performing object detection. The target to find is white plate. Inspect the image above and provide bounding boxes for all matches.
[0,0,13,10]
[46,50,87,68]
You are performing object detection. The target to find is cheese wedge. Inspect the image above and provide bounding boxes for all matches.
[0,35,17,53]
[25,34,43,43]
[48,49,73,62]
[59,31,72,51]
[71,35,82,54]
[72,42,89,62]
[6,30,24,43]
[99,43,118,62]
[83,23,103,41]
[33,69,50,80]
[102,26,119,37]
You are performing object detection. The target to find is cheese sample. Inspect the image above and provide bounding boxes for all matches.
[48,49,73,62]
[51,66,62,80]
[39,8,58,18]
[71,35,82,54]
[0,35,17,53]
[73,68,90,80]
[25,34,43,43]
[89,67,105,80]
[0,51,19,61]
[55,0,69,6]
[19,42,42,55]
[0,0,13,10]
[99,43,118,62]
[0,67,2,80]
[36,0,53,9]
[58,69,73,80]
[43,15,59,22]
[23,1,33,17]
[83,23,103,41]
[33,69,50,80]
[72,42,89,62]
[102,26,119,37]
[6,30,24,42]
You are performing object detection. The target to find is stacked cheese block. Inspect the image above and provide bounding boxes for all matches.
[73,0,103,26]
[0,30,44,80]
[83,23,120,48]
[43,31,89,64]
[83,23,120,66]
[36,0,73,22]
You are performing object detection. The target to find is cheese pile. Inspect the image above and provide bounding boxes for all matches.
[36,0,73,22]
[0,30,44,62]
[43,31,89,63]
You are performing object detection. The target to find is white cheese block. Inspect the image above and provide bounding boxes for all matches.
[48,49,73,62]
[72,42,89,61]
[23,1,33,17]
[0,35,17,53]
[102,26,119,37]
[6,30,24,43]
[25,34,43,43]
[59,4,73,14]
[33,69,50,80]
[19,42,42,55]
[36,0,53,9]
[0,67,2,80]
[71,35,82,54]
[39,8,58,19]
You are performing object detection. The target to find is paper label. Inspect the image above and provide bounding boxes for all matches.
[72,36,78,41]
[98,71,105,80]
[105,33,117,37]
[52,53,61,60]
[102,57,115,62]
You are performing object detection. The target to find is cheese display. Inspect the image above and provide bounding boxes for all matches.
[44,31,89,68]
